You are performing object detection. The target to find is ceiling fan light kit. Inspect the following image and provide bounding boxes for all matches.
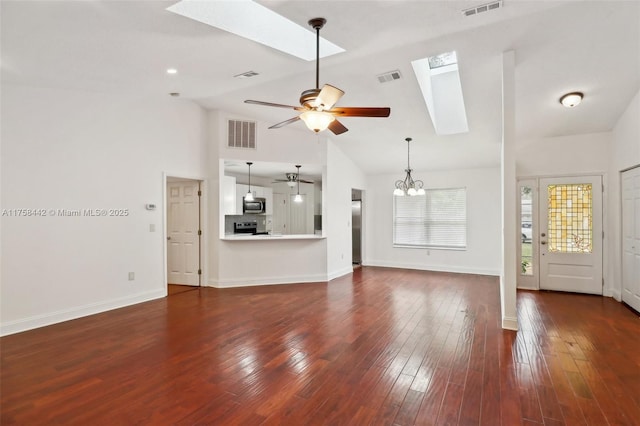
[245,18,390,135]
[394,137,425,197]
[300,110,335,132]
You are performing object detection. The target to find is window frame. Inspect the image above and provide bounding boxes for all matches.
[392,187,467,250]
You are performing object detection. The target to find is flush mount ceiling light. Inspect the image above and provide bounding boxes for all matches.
[560,92,583,107]
[394,137,425,197]
[294,165,303,203]
[166,68,178,74]
[245,162,254,201]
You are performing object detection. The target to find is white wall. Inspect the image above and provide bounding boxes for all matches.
[608,90,640,299]
[325,140,368,279]
[365,167,502,276]
[207,110,329,287]
[516,132,610,177]
[1,85,207,335]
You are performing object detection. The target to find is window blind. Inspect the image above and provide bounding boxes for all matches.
[393,187,466,249]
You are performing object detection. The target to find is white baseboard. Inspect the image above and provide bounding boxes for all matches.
[327,266,354,281]
[502,316,518,330]
[364,260,500,277]
[608,288,621,301]
[209,273,329,288]
[0,288,166,336]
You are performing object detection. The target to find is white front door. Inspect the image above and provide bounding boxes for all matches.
[621,167,640,312]
[167,180,200,286]
[539,176,603,294]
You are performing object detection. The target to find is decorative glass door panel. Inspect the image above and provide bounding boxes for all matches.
[539,176,602,294]
[547,183,593,253]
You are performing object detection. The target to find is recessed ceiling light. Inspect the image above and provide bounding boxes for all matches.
[167,68,178,74]
[560,92,583,107]
[166,0,345,61]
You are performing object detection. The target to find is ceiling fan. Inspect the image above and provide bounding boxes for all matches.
[245,18,391,135]
[273,168,314,187]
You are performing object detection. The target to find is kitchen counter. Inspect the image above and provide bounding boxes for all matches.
[221,234,325,241]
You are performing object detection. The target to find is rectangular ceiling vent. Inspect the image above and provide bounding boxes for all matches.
[228,120,256,149]
[462,1,502,17]
[234,70,259,79]
[377,70,402,84]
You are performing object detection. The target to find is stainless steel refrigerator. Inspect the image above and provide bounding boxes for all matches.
[352,200,362,264]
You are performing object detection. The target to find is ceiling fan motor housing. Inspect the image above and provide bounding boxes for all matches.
[300,89,321,108]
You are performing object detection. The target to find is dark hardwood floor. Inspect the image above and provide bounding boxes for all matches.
[1,267,639,425]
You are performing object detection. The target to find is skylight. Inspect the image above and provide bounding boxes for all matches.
[412,51,469,136]
[427,51,458,70]
[166,0,345,61]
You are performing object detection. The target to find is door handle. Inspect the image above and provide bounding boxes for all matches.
[167,236,171,241]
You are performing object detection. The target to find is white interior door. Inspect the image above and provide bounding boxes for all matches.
[621,167,640,312]
[539,176,603,294]
[167,180,200,286]
[289,194,307,234]
[272,193,288,234]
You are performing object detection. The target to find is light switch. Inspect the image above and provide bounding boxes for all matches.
[150,224,156,232]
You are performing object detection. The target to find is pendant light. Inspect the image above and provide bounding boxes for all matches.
[294,165,303,203]
[393,137,425,196]
[245,162,254,201]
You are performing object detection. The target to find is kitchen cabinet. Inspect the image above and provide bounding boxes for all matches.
[236,184,248,214]
[222,175,237,215]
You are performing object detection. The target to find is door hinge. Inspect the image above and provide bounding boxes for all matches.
[602,231,604,239]
[198,269,202,275]
[602,277,604,287]
[198,229,202,236]
[198,190,202,197]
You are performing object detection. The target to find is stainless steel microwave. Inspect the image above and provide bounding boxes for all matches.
[243,197,266,214]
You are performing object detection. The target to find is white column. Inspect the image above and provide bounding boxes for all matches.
[501,50,518,330]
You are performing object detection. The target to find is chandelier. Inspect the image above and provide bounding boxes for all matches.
[393,137,425,196]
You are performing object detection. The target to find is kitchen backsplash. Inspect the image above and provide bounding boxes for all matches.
[225,214,272,235]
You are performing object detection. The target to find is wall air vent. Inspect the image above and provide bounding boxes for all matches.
[377,70,402,84]
[228,120,256,149]
[462,1,502,17]
[234,70,259,79]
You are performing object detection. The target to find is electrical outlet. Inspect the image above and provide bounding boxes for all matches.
[128,272,135,281]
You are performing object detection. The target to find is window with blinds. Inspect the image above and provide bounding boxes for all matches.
[393,187,467,249]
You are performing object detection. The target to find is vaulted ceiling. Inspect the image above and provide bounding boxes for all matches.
[2,1,638,174]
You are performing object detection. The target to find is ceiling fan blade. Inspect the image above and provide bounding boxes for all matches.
[269,116,301,129]
[317,84,344,110]
[329,107,391,117]
[245,100,304,111]
[328,119,348,135]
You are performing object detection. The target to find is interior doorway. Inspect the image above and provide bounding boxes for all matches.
[166,177,202,290]
[517,175,603,294]
[352,189,363,266]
